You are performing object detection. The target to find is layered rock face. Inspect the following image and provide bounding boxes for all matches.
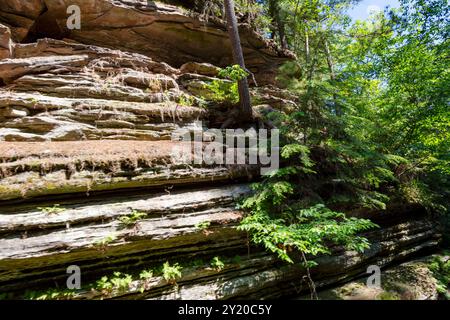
[1,0,293,85]
[0,1,442,300]
[0,24,12,60]
[0,0,46,42]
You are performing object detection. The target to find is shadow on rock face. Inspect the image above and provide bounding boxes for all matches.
[22,8,68,43]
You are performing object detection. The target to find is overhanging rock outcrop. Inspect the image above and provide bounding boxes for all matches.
[0,0,294,85]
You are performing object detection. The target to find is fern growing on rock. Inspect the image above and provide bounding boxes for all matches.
[239,143,379,266]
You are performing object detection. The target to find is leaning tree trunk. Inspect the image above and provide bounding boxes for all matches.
[324,39,341,116]
[224,0,253,122]
[268,0,288,49]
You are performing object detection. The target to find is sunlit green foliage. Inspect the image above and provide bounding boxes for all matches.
[38,204,65,215]
[202,65,249,104]
[238,0,448,269]
[210,256,225,271]
[428,254,450,299]
[195,221,211,230]
[162,262,183,284]
[94,272,133,294]
[118,210,147,227]
[24,288,76,300]
[239,143,378,265]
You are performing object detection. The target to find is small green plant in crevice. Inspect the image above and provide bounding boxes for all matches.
[26,97,39,106]
[138,269,154,293]
[195,221,211,231]
[377,291,400,300]
[201,65,248,104]
[177,94,195,107]
[94,235,117,252]
[24,288,76,300]
[139,269,154,280]
[38,204,65,215]
[118,210,147,227]
[218,65,249,81]
[162,262,182,285]
[94,272,133,296]
[210,256,225,272]
[428,255,450,299]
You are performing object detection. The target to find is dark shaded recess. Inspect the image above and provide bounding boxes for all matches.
[22,7,68,43]
[161,0,221,13]
[163,0,197,9]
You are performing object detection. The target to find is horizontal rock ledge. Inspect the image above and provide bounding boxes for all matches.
[0,184,251,233]
[1,218,439,299]
[0,91,205,122]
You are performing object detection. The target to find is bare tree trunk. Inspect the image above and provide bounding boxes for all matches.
[268,0,288,49]
[305,28,313,113]
[305,29,311,80]
[224,0,253,122]
[324,40,335,81]
[324,39,341,116]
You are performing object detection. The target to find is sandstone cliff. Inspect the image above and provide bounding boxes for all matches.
[0,0,442,300]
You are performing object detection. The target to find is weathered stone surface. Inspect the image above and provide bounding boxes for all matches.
[119,69,179,91]
[0,106,28,118]
[0,76,204,141]
[315,256,443,300]
[0,0,46,41]
[0,112,192,142]
[0,128,46,142]
[0,140,258,201]
[0,55,89,83]
[0,212,439,299]
[0,164,255,201]
[4,115,92,133]
[10,73,178,102]
[0,23,13,59]
[13,39,179,75]
[1,1,293,85]
[0,37,214,143]
[0,184,250,232]
[0,37,296,147]
[0,184,249,287]
[251,86,298,113]
[0,91,205,122]
[180,62,220,77]
[0,207,242,263]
